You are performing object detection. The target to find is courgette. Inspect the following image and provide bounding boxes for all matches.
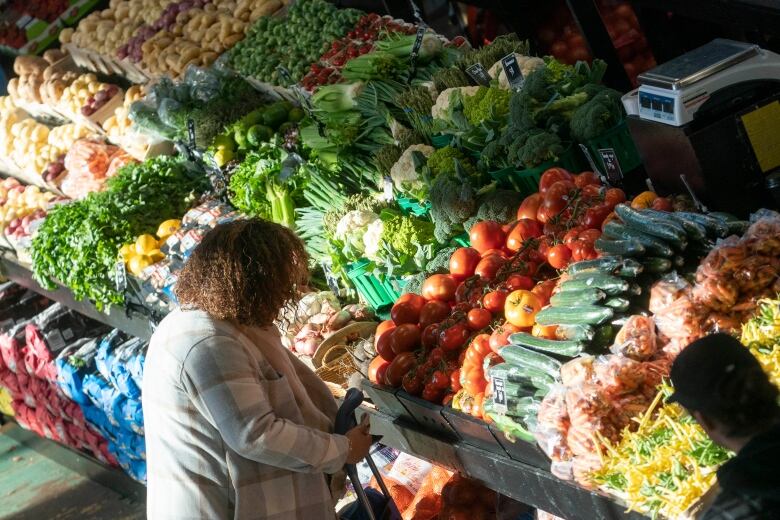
[604,297,630,311]
[562,272,629,295]
[535,305,614,326]
[488,363,556,386]
[555,323,596,342]
[550,288,606,307]
[674,211,729,237]
[494,346,563,376]
[595,237,646,257]
[603,221,674,257]
[615,205,687,246]
[617,258,644,278]
[641,256,672,274]
[508,332,585,357]
[642,209,689,234]
[504,381,538,398]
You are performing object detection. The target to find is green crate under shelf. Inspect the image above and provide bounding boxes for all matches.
[345,259,406,314]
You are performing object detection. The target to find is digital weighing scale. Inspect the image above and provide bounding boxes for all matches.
[622,39,780,216]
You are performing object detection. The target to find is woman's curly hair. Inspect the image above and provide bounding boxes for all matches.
[175,218,309,327]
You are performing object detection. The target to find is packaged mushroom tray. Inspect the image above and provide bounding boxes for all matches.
[103,85,174,161]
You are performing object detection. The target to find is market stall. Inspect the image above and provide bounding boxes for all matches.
[0,0,778,518]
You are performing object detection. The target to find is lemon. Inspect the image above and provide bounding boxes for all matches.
[128,254,152,276]
[134,234,159,255]
[214,147,234,167]
[119,243,134,261]
[156,219,181,240]
[147,249,165,263]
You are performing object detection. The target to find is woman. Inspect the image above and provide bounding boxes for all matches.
[143,218,373,519]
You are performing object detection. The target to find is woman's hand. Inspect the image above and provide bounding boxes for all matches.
[345,415,372,464]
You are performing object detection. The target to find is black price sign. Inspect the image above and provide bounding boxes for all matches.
[466,63,492,86]
[501,53,524,90]
[491,374,508,414]
[114,260,127,292]
[598,148,624,185]
[187,119,196,149]
[408,26,426,83]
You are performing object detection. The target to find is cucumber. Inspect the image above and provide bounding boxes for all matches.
[550,288,606,307]
[615,205,687,246]
[591,324,616,350]
[494,346,562,376]
[641,256,672,274]
[617,258,644,278]
[641,209,689,234]
[567,257,623,275]
[603,221,674,257]
[530,376,553,394]
[595,237,646,257]
[604,297,630,311]
[505,381,538,398]
[669,215,708,242]
[484,411,535,442]
[555,323,596,342]
[535,305,614,326]
[562,272,629,295]
[508,332,585,357]
[674,211,729,237]
[489,363,556,386]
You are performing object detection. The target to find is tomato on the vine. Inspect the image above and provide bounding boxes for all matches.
[574,171,600,188]
[421,323,440,350]
[422,383,443,403]
[450,369,462,392]
[504,274,534,291]
[449,247,482,281]
[517,193,542,221]
[430,370,450,390]
[466,308,492,331]
[439,323,470,351]
[419,300,450,329]
[542,180,576,214]
[489,322,521,352]
[396,293,426,313]
[604,187,626,207]
[391,302,419,325]
[482,289,508,314]
[651,197,673,211]
[469,221,506,254]
[368,356,390,385]
[385,352,416,387]
[474,254,506,281]
[375,329,396,361]
[402,372,423,395]
[547,244,572,269]
[506,219,543,252]
[538,167,573,193]
[582,203,612,229]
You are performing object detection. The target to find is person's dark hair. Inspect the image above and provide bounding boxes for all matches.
[175,218,309,327]
[706,364,780,437]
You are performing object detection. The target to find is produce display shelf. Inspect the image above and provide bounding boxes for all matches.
[0,252,156,341]
[358,404,647,520]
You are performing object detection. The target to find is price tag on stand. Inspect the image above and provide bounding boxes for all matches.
[679,174,709,212]
[598,148,624,186]
[466,63,492,86]
[408,26,426,83]
[578,144,610,186]
[491,374,508,414]
[383,175,394,201]
[114,260,127,293]
[500,53,524,90]
[187,119,197,150]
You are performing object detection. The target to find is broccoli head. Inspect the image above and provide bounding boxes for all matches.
[475,189,525,223]
[429,168,477,243]
[427,146,478,177]
[512,129,564,168]
[569,88,624,142]
[424,246,457,273]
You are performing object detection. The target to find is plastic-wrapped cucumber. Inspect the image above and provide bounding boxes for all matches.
[674,211,729,237]
[535,305,614,326]
[603,221,675,257]
[508,332,584,357]
[549,288,606,307]
[491,348,561,378]
[562,272,629,295]
[604,297,630,311]
[484,410,535,442]
[641,257,672,274]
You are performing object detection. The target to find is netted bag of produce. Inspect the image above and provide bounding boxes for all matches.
[401,465,453,520]
[61,140,120,199]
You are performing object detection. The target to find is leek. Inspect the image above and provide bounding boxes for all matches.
[342,51,403,81]
[311,83,364,113]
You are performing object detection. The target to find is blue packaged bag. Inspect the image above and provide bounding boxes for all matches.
[83,373,122,427]
[95,329,128,383]
[109,338,146,399]
[55,337,101,405]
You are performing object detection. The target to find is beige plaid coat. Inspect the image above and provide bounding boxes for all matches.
[143,309,349,519]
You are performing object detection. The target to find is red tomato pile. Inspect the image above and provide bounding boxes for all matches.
[537,0,656,85]
[368,168,626,417]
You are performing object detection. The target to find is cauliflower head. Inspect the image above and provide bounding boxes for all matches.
[489,54,545,89]
[363,219,385,261]
[390,144,435,199]
[431,86,483,120]
[336,210,380,257]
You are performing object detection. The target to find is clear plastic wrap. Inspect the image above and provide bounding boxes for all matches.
[610,315,657,361]
[534,384,572,463]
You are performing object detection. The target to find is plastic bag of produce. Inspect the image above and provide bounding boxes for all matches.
[184,66,223,104]
[108,337,146,399]
[157,98,185,130]
[401,465,453,520]
[610,315,657,361]
[105,149,137,178]
[648,272,690,315]
[55,337,101,404]
[0,290,50,333]
[534,384,571,464]
[95,329,129,382]
[61,140,121,199]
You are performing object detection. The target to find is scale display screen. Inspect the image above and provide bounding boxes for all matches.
[638,92,676,122]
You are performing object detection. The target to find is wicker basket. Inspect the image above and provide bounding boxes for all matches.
[314,353,358,389]
[312,321,378,368]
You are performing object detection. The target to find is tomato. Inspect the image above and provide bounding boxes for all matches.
[574,171,600,188]
[421,383,443,403]
[563,226,585,247]
[430,370,450,390]
[469,221,506,254]
[450,369,462,392]
[421,274,457,302]
[418,300,450,329]
[604,187,626,207]
[538,167,573,193]
[532,279,557,306]
[536,204,558,224]
[375,329,396,361]
[470,333,492,357]
[536,235,553,258]
[571,240,598,261]
[390,302,419,326]
[516,193,542,221]
[466,308,492,330]
[543,180,576,213]
[454,277,486,306]
[474,254,506,281]
[428,347,444,367]
[390,324,421,355]
[368,356,390,385]
[385,352,416,387]
[462,368,487,396]
[442,393,455,406]
[395,293,426,313]
[504,290,542,328]
[547,244,572,269]
[421,323,440,350]
[375,320,395,342]
[480,248,507,258]
[505,219,543,252]
[505,274,534,291]
[582,203,612,229]
[488,322,521,352]
[402,372,423,395]
[449,247,481,280]
[439,323,470,351]
[578,228,602,243]
[550,40,568,60]
[532,323,558,339]
[482,289,508,314]
[651,197,673,211]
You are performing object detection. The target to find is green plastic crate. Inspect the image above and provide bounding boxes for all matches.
[431,134,453,148]
[452,233,469,247]
[586,119,642,173]
[397,197,431,217]
[346,259,406,314]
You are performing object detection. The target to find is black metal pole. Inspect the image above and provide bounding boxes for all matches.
[566,0,633,91]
